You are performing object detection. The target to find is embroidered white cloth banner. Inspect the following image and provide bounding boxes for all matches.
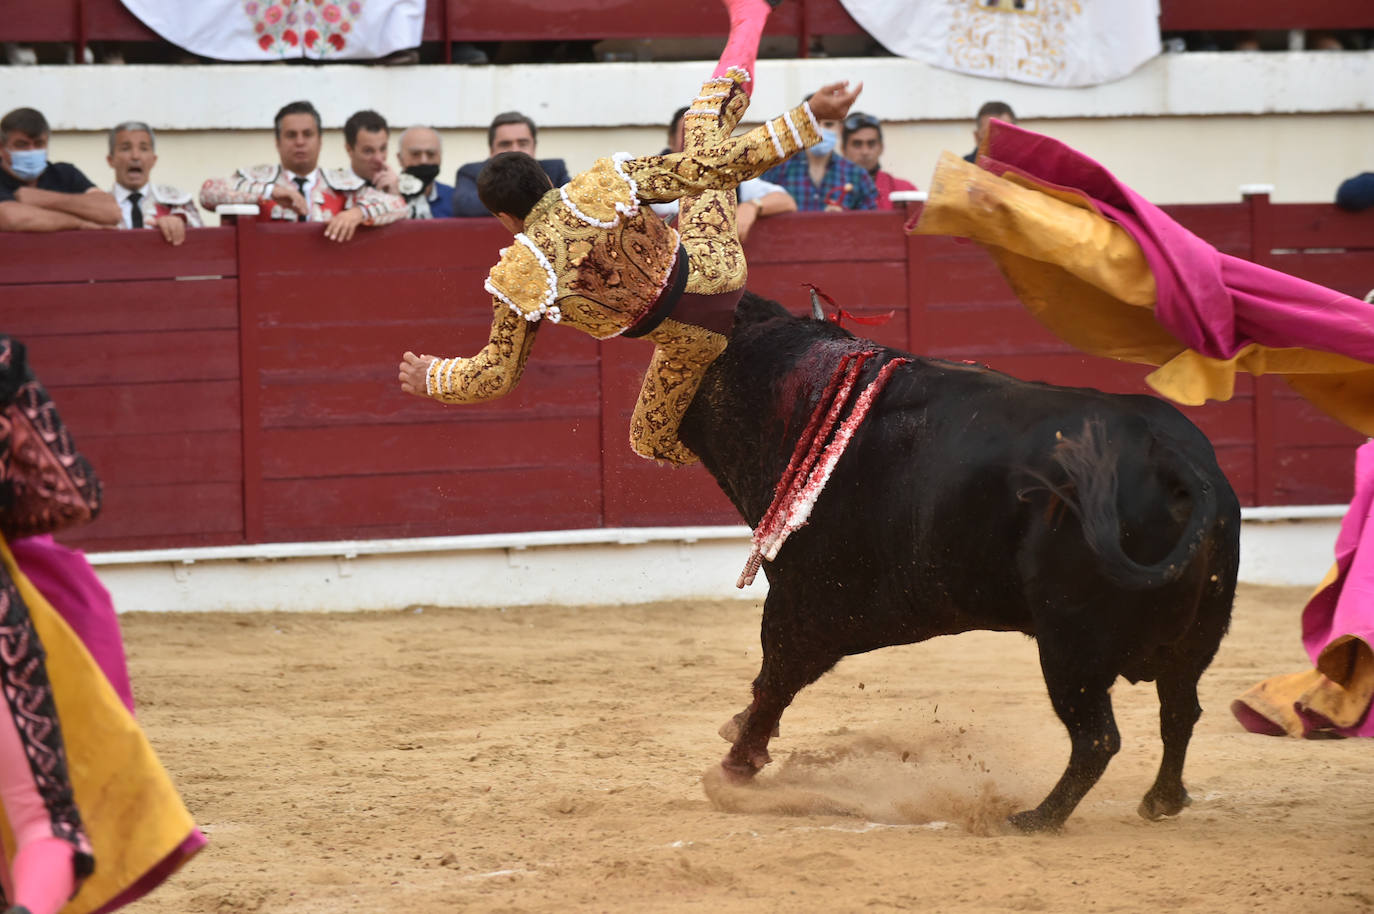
[119,0,424,61]
[838,0,1161,87]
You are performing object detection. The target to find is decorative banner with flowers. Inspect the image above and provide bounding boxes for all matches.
[837,0,1161,87]
[119,0,423,61]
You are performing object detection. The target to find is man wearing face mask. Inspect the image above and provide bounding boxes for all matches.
[761,94,876,212]
[0,107,122,233]
[395,126,455,219]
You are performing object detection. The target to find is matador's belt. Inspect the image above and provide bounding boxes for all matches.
[622,244,690,339]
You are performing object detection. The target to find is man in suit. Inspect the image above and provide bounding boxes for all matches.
[396,125,455,219]
[452,111,570,217]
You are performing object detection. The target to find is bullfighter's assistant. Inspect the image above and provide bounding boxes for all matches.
[398,0,863,465]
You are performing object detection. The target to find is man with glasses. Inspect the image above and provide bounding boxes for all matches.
[841,112,917,211]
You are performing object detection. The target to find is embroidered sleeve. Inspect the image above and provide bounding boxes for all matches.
[425,297,540,404]
[620,101,825,203]
[351,186,408,226]
[199,167,278,210]
[176,200,205,227]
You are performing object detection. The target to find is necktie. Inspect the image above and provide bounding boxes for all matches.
[128,191,143,228]
[292,176,309,222]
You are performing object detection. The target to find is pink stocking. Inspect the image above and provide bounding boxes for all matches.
[9,839,75,914]
[712,0,773,93]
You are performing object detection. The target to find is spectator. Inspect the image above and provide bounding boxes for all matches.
[453,111,571,217]
[761,95,876,212]
[1336,173,1374,212]
[0,107,121,233]
[964,100,1016,164]
[106,120,202,246]
[343,109,402,195]
[841,112,917,210]
[651,105,796,242]
[396,125,455,219]
[199,100,406,243]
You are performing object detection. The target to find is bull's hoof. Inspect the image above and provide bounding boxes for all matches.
[717,710,780,743]
[719,757,761,783]
[1138,788,1192,821]
[1007,809,1064,834]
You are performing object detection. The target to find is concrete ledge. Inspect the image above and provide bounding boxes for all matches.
[7,51,1374,132]
[89,509,1343,613]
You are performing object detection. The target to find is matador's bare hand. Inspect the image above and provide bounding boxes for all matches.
[807,81,865,122]
[399,351,437,397]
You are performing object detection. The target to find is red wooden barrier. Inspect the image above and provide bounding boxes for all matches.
[0,200,1366,553]
[8,1,1374,62]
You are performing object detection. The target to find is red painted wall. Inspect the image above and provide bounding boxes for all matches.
[0,200,1366,553]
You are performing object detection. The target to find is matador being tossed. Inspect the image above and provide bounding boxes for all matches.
[398,0,862,464]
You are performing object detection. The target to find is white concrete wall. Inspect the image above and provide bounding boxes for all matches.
[85,512,1342,614]
[7,50,1374,216]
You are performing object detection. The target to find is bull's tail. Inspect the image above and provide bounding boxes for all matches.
[1023,418,1218,591]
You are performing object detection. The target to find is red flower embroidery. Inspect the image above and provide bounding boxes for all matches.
[304,28,319,47]
[340,21,350,32]
[263,4,282,23]
[255,21,265,33]
[322,4,342,23]
[282,28,299,45]
[328,32,346,50]
[258,33,273,49]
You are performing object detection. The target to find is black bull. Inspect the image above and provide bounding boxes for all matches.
[677,292,1240,832]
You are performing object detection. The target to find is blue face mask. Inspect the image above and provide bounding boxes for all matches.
[7,147,48,180]
[810,128,837,158]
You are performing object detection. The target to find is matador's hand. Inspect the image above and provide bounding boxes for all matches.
[399,351,437,397]
[807,81,865,122]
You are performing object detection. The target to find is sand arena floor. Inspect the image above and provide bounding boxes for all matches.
[123,583,1374,914]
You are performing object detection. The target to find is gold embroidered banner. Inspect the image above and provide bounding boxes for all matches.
[840,0,1161,87]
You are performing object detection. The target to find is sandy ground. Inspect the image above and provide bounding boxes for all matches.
[122,583,1374,914]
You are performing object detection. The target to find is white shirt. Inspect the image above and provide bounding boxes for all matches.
[113,181,151,229]
[284,167,320,202]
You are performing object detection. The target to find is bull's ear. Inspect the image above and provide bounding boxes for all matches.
[810,289,825,321]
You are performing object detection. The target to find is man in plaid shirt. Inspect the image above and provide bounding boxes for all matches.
[761,94,877,211]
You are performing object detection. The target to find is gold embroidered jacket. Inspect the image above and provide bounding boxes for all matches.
[425,101,823,403]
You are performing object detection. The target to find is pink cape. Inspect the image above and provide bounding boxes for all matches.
[7,535,207,911]
[979,122,1374,367]
[1300,442,1374,737]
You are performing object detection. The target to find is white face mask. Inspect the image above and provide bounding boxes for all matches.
[6,147,47,180]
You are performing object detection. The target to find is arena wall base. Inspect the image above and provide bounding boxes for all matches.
[84,508,1346,614]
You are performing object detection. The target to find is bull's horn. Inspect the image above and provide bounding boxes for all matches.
[809,289,825,320]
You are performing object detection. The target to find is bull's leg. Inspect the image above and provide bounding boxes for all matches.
[1138,667,1202,820]
[721,597,840,780]
[1010,641,1121,833]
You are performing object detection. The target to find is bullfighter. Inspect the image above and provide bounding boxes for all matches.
[397,0,863,465]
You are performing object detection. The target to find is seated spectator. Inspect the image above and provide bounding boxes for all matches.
[106,120,201,246]
[650,105,796,241]
[965,100,1017,164]
[396,125,455,219]
[453,111,571,217]
[199,100,406,243]
[0,107,121,232]
[761,95,876,211]
[343,109,402,196]
[841,111,917,210]
[1336,173,1374,212]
